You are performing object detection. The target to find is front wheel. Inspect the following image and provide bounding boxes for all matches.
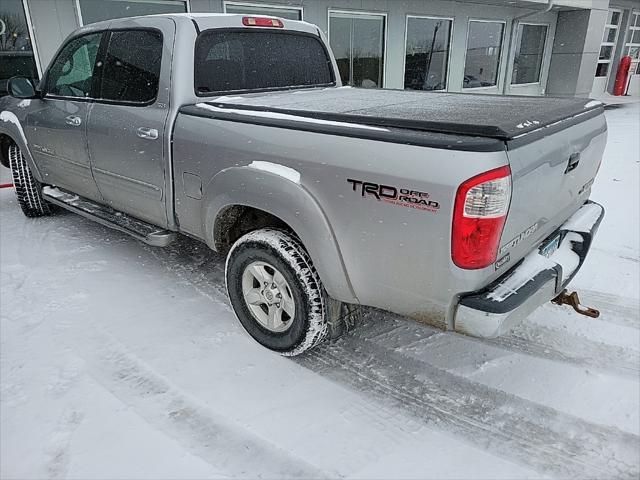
[8,144,53,217]
[225,228,328,356]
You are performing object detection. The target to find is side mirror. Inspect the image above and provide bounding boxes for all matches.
[7,77,39,99]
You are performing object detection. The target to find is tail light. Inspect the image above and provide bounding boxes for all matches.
[452,166,512,269]
[242,16,284,28]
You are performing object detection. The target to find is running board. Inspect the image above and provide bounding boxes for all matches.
[42,186,176,247]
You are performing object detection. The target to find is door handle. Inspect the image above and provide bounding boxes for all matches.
[65,115,82,126]
[137,127,159,140]
[565,152,581,174]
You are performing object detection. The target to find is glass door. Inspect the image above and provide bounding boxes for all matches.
[592,8,623,96]
[404,16,453,91]
[508,22,548,96]
[623,10,640,95]
[463,20,505,93]
[329,11,386,88]
[511,23,547,85]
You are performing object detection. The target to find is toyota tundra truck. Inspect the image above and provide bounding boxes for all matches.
[0,13,606,355]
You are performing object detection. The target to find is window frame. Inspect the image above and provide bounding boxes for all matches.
[462,18,507,90]
[327,8,388,88]
[74,0,190,26]
[193,28,336,97]
[42,31,106,102]
[21,0,43,78]
[595,7,623,78]
[624,10,640,75]
[402,14,454,92]
[222,1,303,21]
[510,21,549,86]
[92,27,165,107]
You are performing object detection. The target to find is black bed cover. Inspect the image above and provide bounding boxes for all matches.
[181,87,604,150]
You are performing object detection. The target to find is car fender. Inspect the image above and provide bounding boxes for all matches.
[0,105,43,180]
[201,166,358,304]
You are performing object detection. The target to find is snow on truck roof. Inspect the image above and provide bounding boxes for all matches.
[92,13,318,35]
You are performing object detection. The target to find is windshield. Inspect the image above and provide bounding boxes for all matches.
[194,29,334,95]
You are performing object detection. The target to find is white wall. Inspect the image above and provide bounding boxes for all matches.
[27,0,80,71]
[27,0,604,97]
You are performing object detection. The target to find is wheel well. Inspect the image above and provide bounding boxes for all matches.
[214,205,293,253]
[0,134,15,169]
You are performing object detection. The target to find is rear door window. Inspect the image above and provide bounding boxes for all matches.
[99,29,163,104]
[194,30,334,95]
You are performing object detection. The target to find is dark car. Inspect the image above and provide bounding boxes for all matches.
[0,50,38,96]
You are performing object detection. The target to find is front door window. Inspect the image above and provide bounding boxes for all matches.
[46,33,103,98]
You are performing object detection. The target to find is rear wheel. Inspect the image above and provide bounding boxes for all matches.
[225,228,328,356]
[8,144,53,217]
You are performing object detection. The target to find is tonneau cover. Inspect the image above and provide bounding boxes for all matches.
[192,87,604,145]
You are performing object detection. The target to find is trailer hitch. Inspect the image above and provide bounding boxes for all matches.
[551,289,600,318]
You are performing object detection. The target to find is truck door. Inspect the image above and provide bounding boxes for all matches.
[23,32,104,201]
[87,19,174,227]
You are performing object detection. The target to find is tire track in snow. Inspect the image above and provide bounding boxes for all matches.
[299,336,640,480]
[486,322,639,378]
[37,221,640,478]
[577,289,640,329]
[3,212,329,478]
[76,327,331,479]
[45,409,84,480]
[60,218,640,379]
[360,307,640,379]
[143,239,230,308]
[140,237,640,479]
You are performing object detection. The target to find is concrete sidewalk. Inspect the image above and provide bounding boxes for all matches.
[592,92,640,107]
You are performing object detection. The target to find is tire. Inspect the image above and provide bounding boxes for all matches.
[225,228,328,356]
[8,144,53,218]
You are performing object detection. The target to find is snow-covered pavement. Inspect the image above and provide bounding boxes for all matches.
[1,104,639,480]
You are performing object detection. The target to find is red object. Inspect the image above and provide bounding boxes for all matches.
[452,166,511,269]
[0,183,14,189]
[614,56,632,96]
[242,16,284,28]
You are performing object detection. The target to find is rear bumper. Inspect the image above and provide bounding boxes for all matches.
[454,201,605,338]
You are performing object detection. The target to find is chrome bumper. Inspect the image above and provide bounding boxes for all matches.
[454,201,605,338]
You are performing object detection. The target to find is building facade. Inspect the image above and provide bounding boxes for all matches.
[1,0,639,98]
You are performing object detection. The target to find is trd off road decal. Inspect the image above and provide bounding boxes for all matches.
[347,179,440,213]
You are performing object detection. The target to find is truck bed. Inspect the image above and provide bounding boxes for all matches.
[182,87,604,149]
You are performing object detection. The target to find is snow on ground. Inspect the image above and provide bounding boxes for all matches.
[1,104,639,480]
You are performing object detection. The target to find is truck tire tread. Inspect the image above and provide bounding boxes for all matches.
[225,228,328,356]
[8,144,53,218]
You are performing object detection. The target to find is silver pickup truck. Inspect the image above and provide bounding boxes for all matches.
[0,13,606,355]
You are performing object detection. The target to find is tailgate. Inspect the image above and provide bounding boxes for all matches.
[498,112,607,265]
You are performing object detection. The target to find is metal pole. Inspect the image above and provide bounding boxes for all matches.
[423,23,439,90]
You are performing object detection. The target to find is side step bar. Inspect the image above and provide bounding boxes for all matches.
[42,186,176,247]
